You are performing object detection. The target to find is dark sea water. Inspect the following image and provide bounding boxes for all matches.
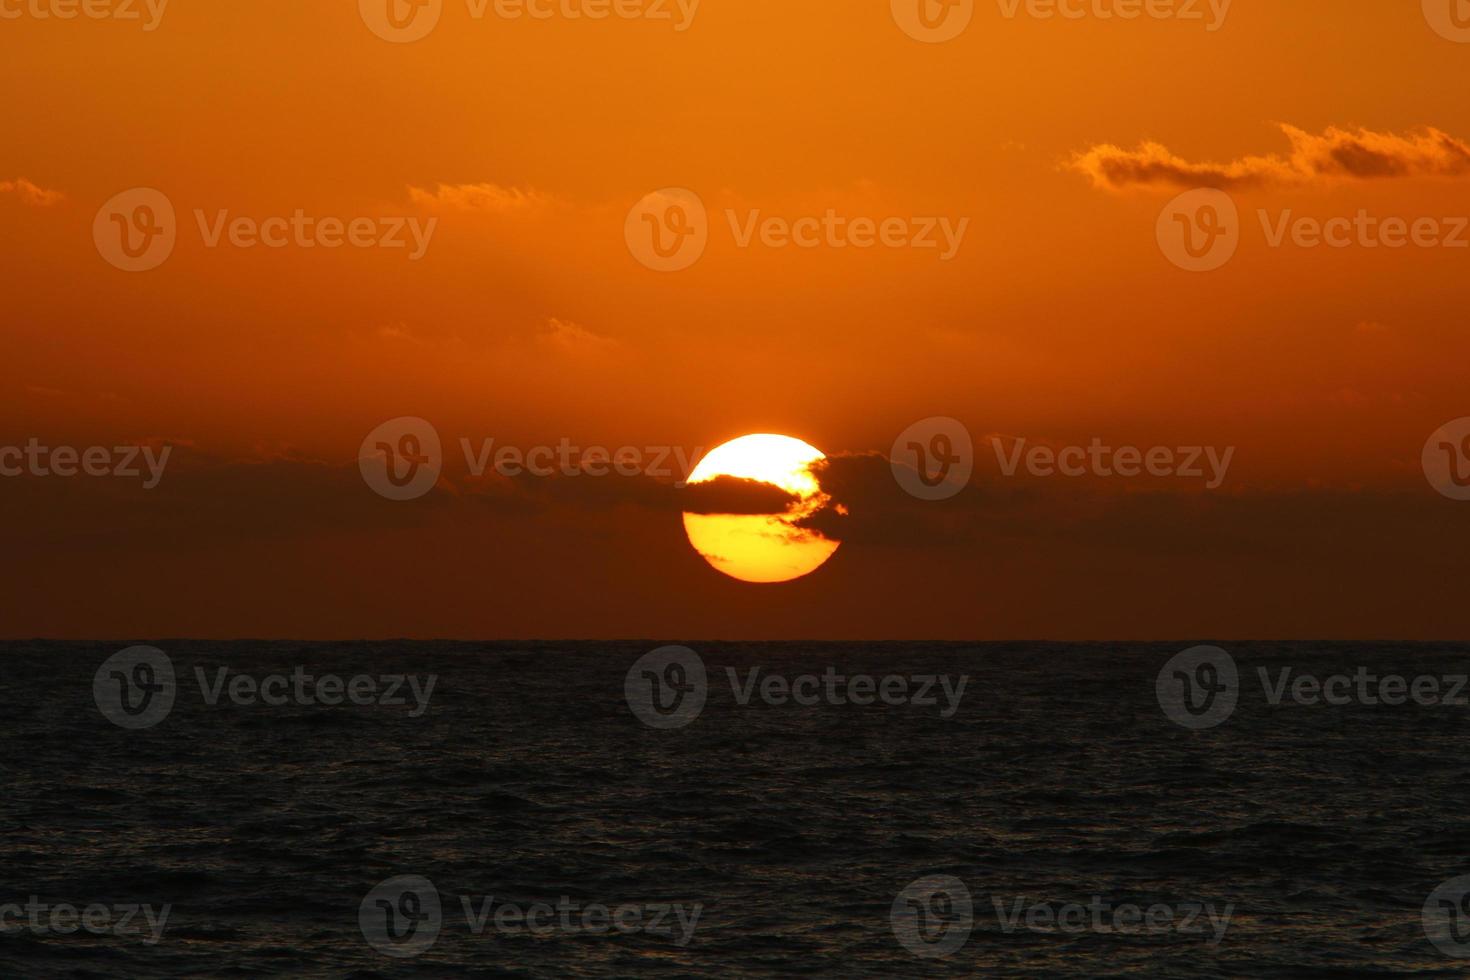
[4,641,1470,977]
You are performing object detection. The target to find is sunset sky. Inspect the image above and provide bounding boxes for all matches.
[4,0,1470,639]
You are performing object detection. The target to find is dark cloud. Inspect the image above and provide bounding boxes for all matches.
[679,475,801,515]
[4,444,1470,639]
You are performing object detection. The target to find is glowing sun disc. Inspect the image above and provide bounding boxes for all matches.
[682,434,840,584]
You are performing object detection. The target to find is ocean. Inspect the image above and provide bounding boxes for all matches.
[4,641,1470,977]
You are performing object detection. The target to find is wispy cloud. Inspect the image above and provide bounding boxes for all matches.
[0,178,64,206]
[536,317,617,356]
[1072,125,1470,192]
[408,182,554,212]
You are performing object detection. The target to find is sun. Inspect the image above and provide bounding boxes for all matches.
[682,434,841,583]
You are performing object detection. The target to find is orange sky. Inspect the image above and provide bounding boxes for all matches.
[4,0,1470,639]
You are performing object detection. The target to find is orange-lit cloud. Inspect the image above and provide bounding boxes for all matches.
[0,178,63,206]
[537,318,618,356]
[407,182,555,212]
[1072,125,1470,192]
